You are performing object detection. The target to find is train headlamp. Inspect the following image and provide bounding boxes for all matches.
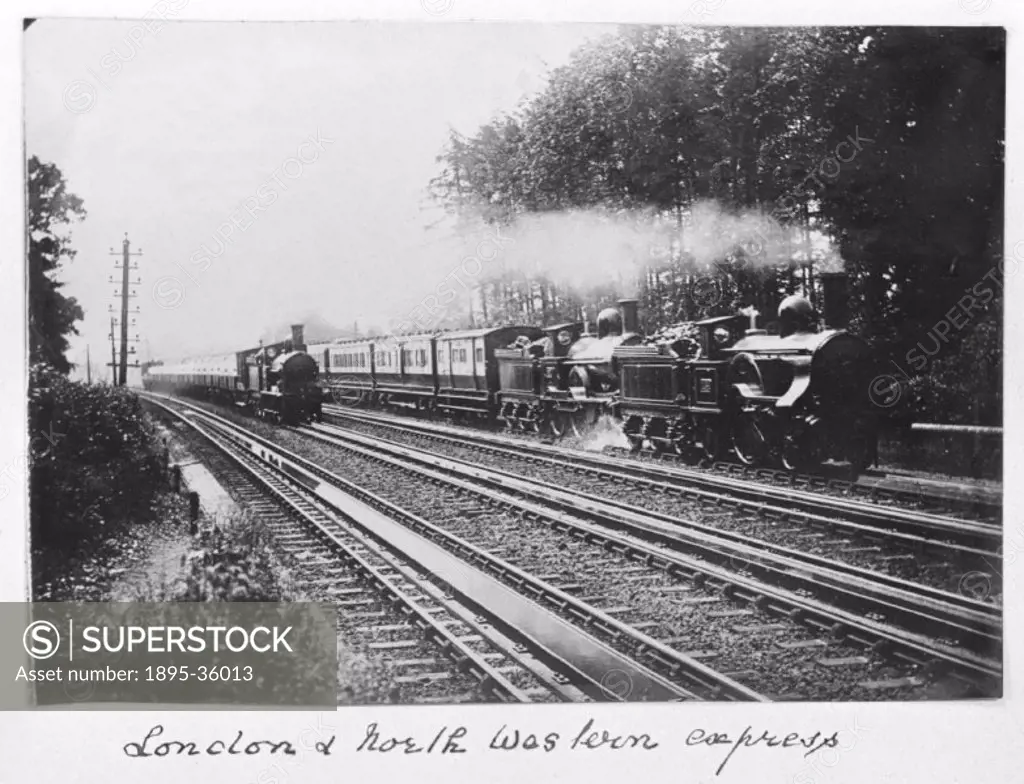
[557,330,572,346]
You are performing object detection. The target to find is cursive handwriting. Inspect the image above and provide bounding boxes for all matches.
[121,721,840,775]
[686,726,840,775]
[123,724,334,758]
[355,722,467,754]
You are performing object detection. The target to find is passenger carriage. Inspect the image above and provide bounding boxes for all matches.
[310,338,376,406]
[435,327,543,422]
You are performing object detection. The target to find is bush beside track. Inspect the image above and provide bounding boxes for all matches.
[30,366,298,605]
[29,365,172,598]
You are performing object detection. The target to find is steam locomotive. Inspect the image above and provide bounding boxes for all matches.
[142,325,323,426]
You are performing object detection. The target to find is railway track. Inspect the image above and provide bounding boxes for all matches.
[324,404,999,521]
[144,394,761,703]
[141,393,1002,699]
[321,406,1002,594]
[299,418,1001,669]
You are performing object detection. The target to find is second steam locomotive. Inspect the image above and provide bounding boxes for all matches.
[143,325,323,426]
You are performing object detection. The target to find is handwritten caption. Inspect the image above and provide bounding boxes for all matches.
[124,719,841,776]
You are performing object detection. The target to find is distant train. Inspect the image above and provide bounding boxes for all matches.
[143,325,322,426]
[143,273,879,475]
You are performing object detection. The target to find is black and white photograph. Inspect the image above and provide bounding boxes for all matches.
[21,9,1005,709]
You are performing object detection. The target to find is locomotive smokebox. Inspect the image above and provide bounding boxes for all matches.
[618,299,640,335]
[290,324,305,350]
[818,272,850,330]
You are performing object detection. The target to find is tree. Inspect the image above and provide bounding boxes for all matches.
[28,156,86,375]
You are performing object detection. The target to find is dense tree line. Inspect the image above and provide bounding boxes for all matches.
[430,27,1004,424]
[29,156,85,375]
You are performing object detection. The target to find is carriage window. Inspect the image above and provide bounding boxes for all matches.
[459,348,467,363]
[475,347,484,363]
[418,349,426,365]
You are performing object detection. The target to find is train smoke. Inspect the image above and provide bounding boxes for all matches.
[464,200,837,296]
[576,414,630,452]
[426,199,843,329]
[493,209,651,298]
[679,200,791,269]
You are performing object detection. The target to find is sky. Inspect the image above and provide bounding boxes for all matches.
[24,19,611,381]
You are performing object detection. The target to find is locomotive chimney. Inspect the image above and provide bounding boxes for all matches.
[618,299,639,335]
[818,272,850,330]
[290,324,305,350]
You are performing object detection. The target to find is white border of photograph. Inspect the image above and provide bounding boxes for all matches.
[1,1,1020,782]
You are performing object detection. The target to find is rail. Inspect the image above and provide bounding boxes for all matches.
[909,423,1003,436]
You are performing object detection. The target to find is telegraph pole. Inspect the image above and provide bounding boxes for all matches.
[86,345,92,384]
[109,317,117,384]
[108,233,142,386]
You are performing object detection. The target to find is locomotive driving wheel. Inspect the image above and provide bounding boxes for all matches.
[780,426,820,474]
[523,405,542,433]
[549,412,569,439]
[671,425,701,464]
[732,410,769,466]
[701,424,725,461]
[569,406,598,438]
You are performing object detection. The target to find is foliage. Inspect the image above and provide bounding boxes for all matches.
[28,156,86,375]
[430,26,1004,424]
[29,364,166,561]
[178,517,287,601]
